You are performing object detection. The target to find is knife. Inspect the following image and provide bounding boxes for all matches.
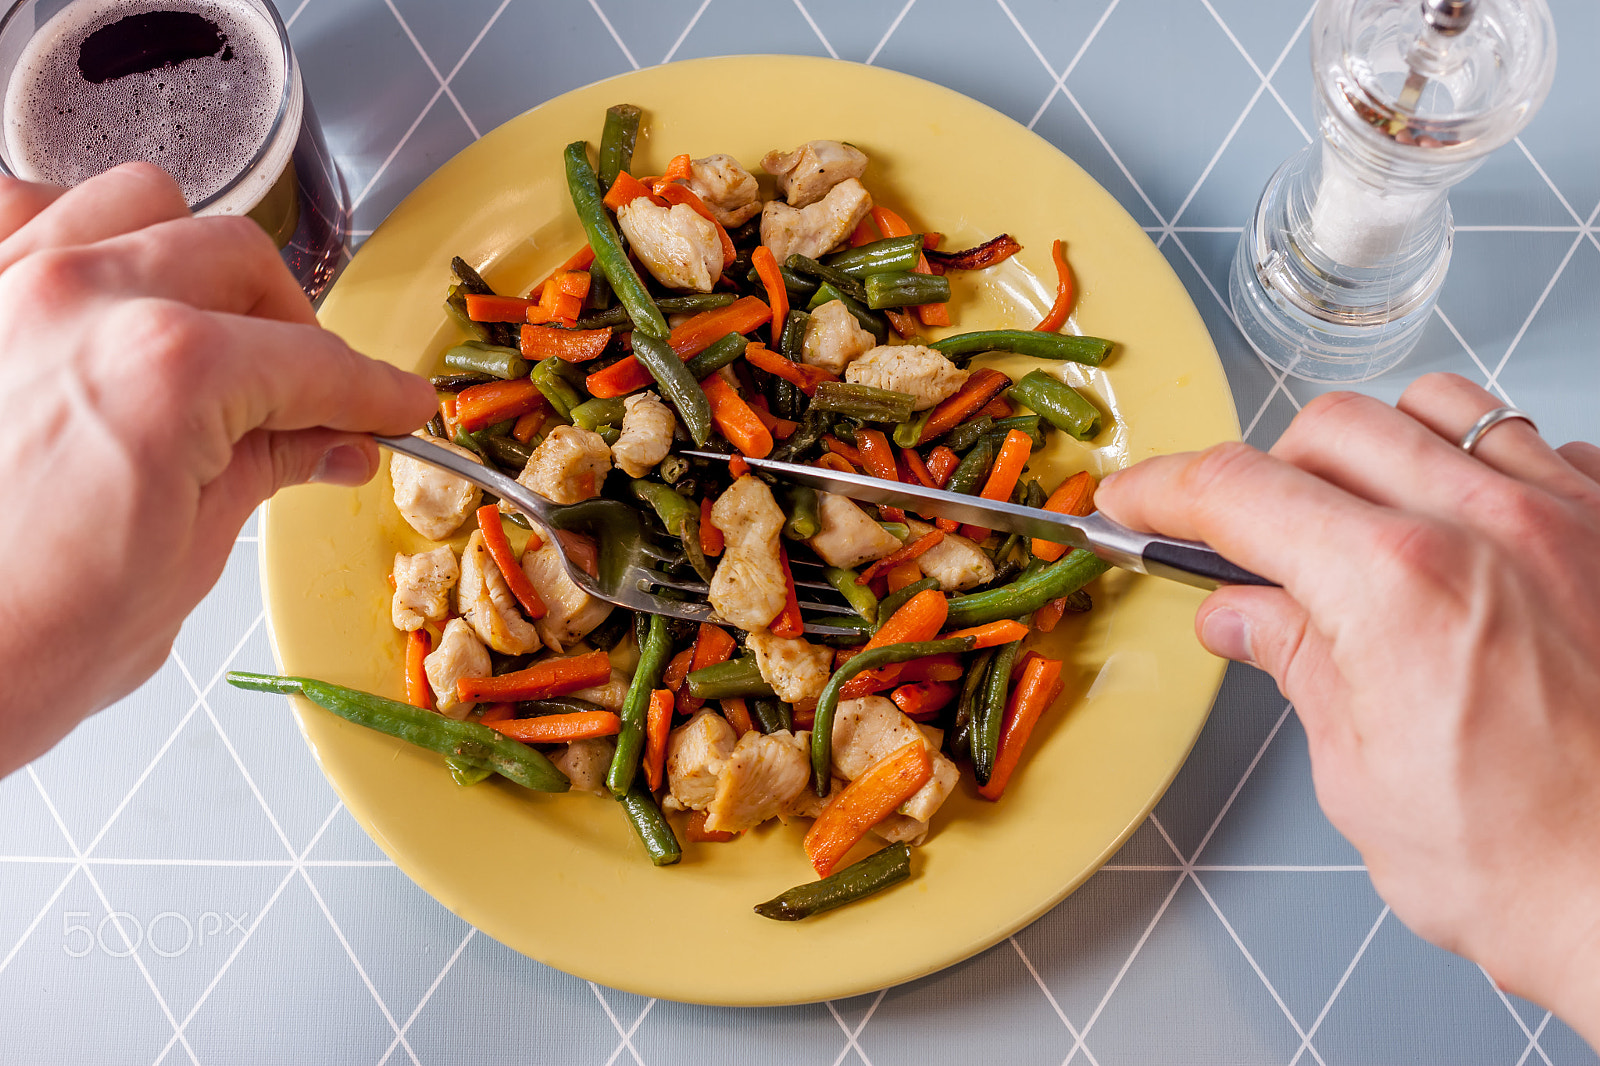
[683,451,1274,591]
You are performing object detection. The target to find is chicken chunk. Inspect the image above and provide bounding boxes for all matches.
[831,696,959,823]
[762,140,868,208]
[517,425,611,505]
[681,153,761,227]
[760,177,873,264]
[424,618,490,720]
[616,197,723,292]
[844,344,968,412]
[519,529,613,652]
[704,730,811,834]
[390,546,458,631]
[871,814,930,846]
[708,475,788,632]
[569,668,628,712]
[664,710,739,813]
[458,529,541,655]
[390,433,483,541]
[553,737,614,795]
[610,391,676,478]
[903,518,995,591]
[808,492,902,570]
[801,299,877,375]
[747,629,833,703]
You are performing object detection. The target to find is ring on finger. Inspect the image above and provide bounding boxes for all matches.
[1459,407,1538,455]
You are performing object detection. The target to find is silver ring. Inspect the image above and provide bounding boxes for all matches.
[1458,407,1538,454]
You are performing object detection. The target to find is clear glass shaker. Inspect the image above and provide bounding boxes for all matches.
[1229,0,1556,383]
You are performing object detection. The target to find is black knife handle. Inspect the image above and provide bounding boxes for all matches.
[1140,539,1277,590]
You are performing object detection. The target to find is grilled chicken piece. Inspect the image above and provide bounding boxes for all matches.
[610,391,676,478]
[704,730,811,834]
[664,710,739,813]
[553,737,614,795]
[424,618,490,719]
[801,298,876,375]
[681,153,762,226]
[761,140,868,208]
[808,492,902,570]
[390,546,458,631]
[902,519,995,591]
[518,527,613,652]
[760,177,873,264]
[517,425,611,505]
[831,696,959,823]
[616,198,723,292]
[390,433,483,540]
[458,529,541,655]
[747,629,833,703]
[568,668,628,711]
[845,344,968,412]
[708,475,788,631]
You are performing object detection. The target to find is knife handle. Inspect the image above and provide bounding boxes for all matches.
[1140,537,1276,590]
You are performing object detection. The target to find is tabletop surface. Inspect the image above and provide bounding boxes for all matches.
[3,1,1598,1063]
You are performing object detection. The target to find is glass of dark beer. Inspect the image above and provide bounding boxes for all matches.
[0,0,350,302]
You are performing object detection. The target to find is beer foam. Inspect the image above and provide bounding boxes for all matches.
[3,0,295,214]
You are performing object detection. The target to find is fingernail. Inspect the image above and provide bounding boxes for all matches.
[1200,608,1254,664]
[311,445,374,486]
[1099,469,1121,489]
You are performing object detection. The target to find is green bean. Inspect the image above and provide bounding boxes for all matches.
[444,284,491,343]
[944,549,1110,628]
[929,329,1113,367]
[1063,588,1093,613]
[878,522,909,540]
[994,533,1022,566]
[450,256,495,296]
[576,293,737,331]
[563,141,668,339]
[781,484,821,541]
[811,637,977,793]
[586,263,612,310]
[972,638,1024,784]
[528,360,581,420]
[771,376,805,421]
[770,408,831,463]
[425,413,447,439]
[452,426,484,456]
[810,381,916,423]
[226,673,569,792]
[946,437,996,496]
[894,410,932,449]
[864,271,951,309]
[586,610,633,652]
[516,697,610,717]
[779,309,810,360]
[754,842,911,920]
[682,331,748,380]
[945,417,994,453]
[597,425,620,445]
[747,263,818,301]
[981,414,1047,450]
[430,372,494,391]
[824,567,878,624]
[948,647,996,761]
[816,617,874,647]
[1025,479,1048,510]
[608,612,671,796]
[805,283,888,343]
[823,235,924,277]
[785,254,868,303]
[874,576,939,631]
[618,781,681,866]
[571,396,628,432]
[686,656,775,700]
[631,332,713,446]
[596,103,641,192]
[1007,369,1102,440]
[750,697,792,735]
[445,756,494,787]
[479,434,533,472]
[632,479,713,583]
[443,342,528,381]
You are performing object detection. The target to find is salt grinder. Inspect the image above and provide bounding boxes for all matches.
[1229,0,1556,382]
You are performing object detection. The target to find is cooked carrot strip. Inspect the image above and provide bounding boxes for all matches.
[464,294,533,322]
[815,450,857,474]
[729,455,750,478]
[839,654,964,699]
[792,704,816,730]
[883,307,919,338]
[918,367,1012,444]
[531,246,595,296]
[751,245,788,346]
[858,530,945,586]
[554,271,590,299]
[748,400,799,440]
[926,446,959,487]
[848,216,878,247]
[975,395,1014,421]
[1035,239,1075,333]
[602,170,667,211]
[520,528,544,555]
[700,372,773,458]
[854,429,905,522]
[663,153,692,182]
[685,809,739,842]
[804,740,933,876]
[511,409,544,443]
[699,497,724,556]
[491,711,622,744]
[1033,596,1069,633]
[663,648,694,692]
[886,560,923,593]
[824,436,864,467]
[960,429,1033,541]
[519,324,611,363]
[838,588,949,696]
[456,648,612,702]
[1032,470,1099,562]
[455,378,546,432]
[938,619,1030,649]
[681,623,735,715]
[770,545,803,638]
[477,702,515,725]
[584,297,773,397]
[979,655,1065,800]
[925,233,1023,271]
[644,689,673,791]
[901,447,937,489]
[744,341,835,395]
[405,629,432,710]
[722,697,756,736]
[552,529,599,578]
[476,505,548,620]
[891,680,958,721]
[437,393,458,439]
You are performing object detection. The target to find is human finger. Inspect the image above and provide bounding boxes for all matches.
[1397,373,1583,494]
[0,163,189,273]
[1556,442,1600,487]
[0,178,67,240]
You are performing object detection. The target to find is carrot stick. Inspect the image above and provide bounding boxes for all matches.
[722,697,756,736]
[437,393,458,440]
[681,623,735,715]
[937,619,1030,649]
[848,216,878,247]
[663,153,692,182]
[662,648,694,692]
[700,372,773,458]
[1033,597,1069,633]
[770,545,803,638]
[455,378,547,432]
[974,395,1014,421]
[885,561,923,593]
[748,399,799,440]
[853,429,905,522]
[804,740,933,876]
[475,505,548,620]
[405,629,432,710]
[584,297,773,397]
[891,680,958,721]
[685,808,740,842]
[511,409,544,444]
[824,436,864,467]
[751,245,788,346]
[744,342,835,395]
[477,702,514,725]
[1032,470,1099,562]
[838,588,949,695]
[858,530,945,586]
[917,368,1012,444]
[901,447,937,489]
[531,246,595,296]
[490,711,622,744]
[643,689,673,791]
[960,429,1033,541]
[519,325,612,363]
[1034,239,1075,333]
[839,654,964,699]
[602,170,667,211]
[699,497,724,556]
[815,451,857,474]
[926,446,959,488]
[464,294,533,322]
[979,655,1065,800]
[456,648,612,702]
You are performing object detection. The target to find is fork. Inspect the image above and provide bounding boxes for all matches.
[376,435,862,635]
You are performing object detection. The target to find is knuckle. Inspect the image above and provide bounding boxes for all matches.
[113,299,216,384]
[1368,518,1467,597]
[2,245,99,303]
[1291,391,1377,441]
[1397,371,1474,408]
[1183,441,1266,496]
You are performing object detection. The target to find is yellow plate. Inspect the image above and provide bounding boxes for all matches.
[263,55,1237,1006]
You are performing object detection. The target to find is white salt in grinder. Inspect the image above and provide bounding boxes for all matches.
[1229,0,1556,383]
